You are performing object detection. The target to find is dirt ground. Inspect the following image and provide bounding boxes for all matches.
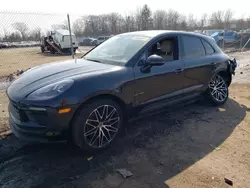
[0,48,250,188]
[0,46,93,133]
[0,46,92,77]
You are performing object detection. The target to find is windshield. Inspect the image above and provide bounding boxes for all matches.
[84,34,151,65]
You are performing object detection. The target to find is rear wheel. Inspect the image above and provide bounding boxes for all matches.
[72,99,123,152]
[206,74,229,106]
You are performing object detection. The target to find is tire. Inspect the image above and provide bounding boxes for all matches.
[41,46,45,53]
[72,99,123,152]
[50,48,55,54]
[205,74,229,106]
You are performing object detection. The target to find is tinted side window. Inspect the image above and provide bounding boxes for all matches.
[182,35,205,59]
[201,39,215,55]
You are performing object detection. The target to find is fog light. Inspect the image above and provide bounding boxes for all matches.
[58,108,71,114]
[46,132,53,136]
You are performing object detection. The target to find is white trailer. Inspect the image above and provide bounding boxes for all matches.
[51,29,78,52]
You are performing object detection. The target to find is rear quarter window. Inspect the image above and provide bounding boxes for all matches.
[182,35,205,59]
[201,39,215,55]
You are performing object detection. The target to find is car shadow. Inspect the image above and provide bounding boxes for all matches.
[0,98,247,188]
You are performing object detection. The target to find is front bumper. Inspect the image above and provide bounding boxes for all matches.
[8,101,76,143]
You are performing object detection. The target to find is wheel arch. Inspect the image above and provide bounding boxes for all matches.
[68,93,128,135]
[216,69,232,86]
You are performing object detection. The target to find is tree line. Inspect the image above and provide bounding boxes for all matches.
[2,4,250,41]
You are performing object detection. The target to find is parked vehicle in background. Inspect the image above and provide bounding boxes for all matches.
[81,38,96,46]
[96,36,110,45]
[40,29,78,54]
[223,31,237,43]
[7,30,237,152]
[211,32,221,43]
[0,42,8,49]
[206,30,237,45]
[203,29,224,36]
[91,39,98,46]
[245,28,250,33]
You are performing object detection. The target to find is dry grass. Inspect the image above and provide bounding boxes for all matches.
[0,47,92,77]
[0,46,93,133]
[0,92,9,133]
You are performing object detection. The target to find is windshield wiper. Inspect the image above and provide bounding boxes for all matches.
[84,58,101,63]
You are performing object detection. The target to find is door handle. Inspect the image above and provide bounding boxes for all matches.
[211,62,216,66]
[175,68,183,74]
[210,62,217,69]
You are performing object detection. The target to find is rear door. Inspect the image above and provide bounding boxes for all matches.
[181,35,215,94]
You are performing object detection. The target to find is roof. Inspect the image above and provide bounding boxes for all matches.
[119,30,208,39]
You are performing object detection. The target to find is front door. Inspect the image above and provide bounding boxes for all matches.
[133,36,185,106]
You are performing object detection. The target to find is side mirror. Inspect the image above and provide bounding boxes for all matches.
[146,55,165,66]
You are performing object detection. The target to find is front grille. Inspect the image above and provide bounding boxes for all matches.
[10,102,29,122]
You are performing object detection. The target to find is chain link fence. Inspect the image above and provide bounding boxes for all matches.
[0,11,87,133]
[0,11,250,134]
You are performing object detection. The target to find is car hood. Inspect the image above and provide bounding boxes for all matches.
[7,58,119,101]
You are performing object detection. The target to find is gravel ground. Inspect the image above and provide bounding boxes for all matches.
[0,49,250,188]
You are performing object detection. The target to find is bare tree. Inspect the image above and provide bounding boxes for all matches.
[29,28,41,41]
[83,15,102,36]
[223,9,234,29]
[3,29,10,41]
[246,16,250,28]
[99,14,109,35]
[123,12,136,32]
[153,10,166,30]
[187,14,198,30]
[67,6,246,37]
[140,4,153,30]
[51,20,68,30]
[210,10,224,29]
[72,17,85,36]
[135,7,143,30]
[107,13,121,34]
[199,13,208,30]
[123,15,131,32]
[167,9,181,29]
[178,15,188,30]
[12,22,29,40]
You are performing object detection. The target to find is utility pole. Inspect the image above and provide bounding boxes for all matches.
[67,14,74,59]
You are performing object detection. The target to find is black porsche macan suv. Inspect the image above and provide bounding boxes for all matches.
[7,30,237,151]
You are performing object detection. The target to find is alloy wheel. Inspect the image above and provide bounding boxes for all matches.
[84,105,120,148]
[209,75,228,102]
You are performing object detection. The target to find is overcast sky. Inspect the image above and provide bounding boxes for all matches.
[2,0,249,18]
[1,0,249,36]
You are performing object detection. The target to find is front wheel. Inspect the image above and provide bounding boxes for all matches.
[206,74,229,106]
[72,99,123,152]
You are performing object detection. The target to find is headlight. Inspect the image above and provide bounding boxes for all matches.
[27,79,74,100]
